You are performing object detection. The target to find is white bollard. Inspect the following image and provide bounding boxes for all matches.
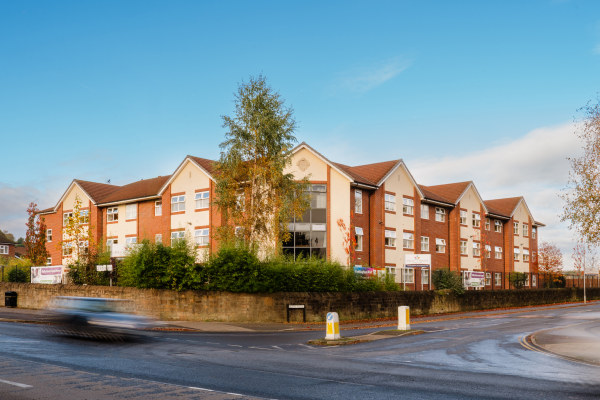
[398,306,410,330]
[325,312,341,340]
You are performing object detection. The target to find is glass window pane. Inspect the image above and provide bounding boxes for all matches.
[295,232,310,247]
[311,209,326,223]
[311,231,326,248]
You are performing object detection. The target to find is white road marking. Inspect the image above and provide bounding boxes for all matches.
[228,344,243,347]
[0,378,32,388]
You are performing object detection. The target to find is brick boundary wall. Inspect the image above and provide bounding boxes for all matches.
[1,283,598,323]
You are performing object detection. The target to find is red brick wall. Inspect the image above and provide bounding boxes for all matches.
[503,218,514,288]
[529,218,539,273]
[137,199,164,242]
[418,204,451,271]
[351,187,371,266]
[43,204,63,265]
[448,206,460,272]
[369,184,385,267]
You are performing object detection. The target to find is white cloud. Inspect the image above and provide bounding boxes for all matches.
[335,56,411,94]
[409,122,583,269]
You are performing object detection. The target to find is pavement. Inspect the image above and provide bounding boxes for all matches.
[1,302,600,366]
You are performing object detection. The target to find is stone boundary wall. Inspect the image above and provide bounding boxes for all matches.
[1,283,598,322]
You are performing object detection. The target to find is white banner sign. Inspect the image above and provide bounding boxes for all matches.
[31,266,67,284]
[404,254,431,267]
[464,271,485,288]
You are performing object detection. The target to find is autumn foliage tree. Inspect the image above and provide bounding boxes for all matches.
[24,202,48,265]
[562,98,600,244]
[215,75,309,255]
[537,241,563,274]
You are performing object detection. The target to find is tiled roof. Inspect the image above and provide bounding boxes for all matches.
[74,180,120,203]
[188,156,217,176]
[419,181,471,205]
[99,175,172,204]
[333,163,378,186]
[0,230,14,245]
[343,160,401,186]
[484,197,522,218]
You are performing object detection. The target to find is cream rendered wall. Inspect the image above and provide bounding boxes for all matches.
[61,185,92,264]
[106,204,137,243]
[458,186,483,271]
[512,202,531,273]
[285,148,328,181]
[170,161,212,234]
[383,166,417,282]
[329,168,351,265]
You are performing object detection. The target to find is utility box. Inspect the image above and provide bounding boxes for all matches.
[5,291,17,308]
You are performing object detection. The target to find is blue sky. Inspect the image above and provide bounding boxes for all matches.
[1,1,599,267]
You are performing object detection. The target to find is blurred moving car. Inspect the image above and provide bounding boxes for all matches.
[48,296,158,340]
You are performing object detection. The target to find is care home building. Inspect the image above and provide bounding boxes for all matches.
[40,142,543,290]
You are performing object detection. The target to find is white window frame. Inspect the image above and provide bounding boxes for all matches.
[46,257,52,266]
[460,210,467,225]
[472,212,481,228]
[195,228,210,246]
[523,249,530,262]
[495,272,502,287]
[385,266,396,276]
[523,224,528,237]
[436,238,446,253]
[473,242,481,257]
[354,190,363,214]
[403,268,414,284]
[514,222,519,235]
[485,218,491,231]
[125,237,137,247]
[63,212,73,226]
[494,220,502,232]
[195,191,210,210]
[485,272,492,286]
[514,247,520,261]
[107,207,118,222]
[155,200,162,216]
[421,204,429,219]
[421,236,429,252]
[532,226,537,239]
[171,195,186,212]
[485,244,491,258]
[384,230,396,248]
[46,229,53,242]
[532,275,537,287]
[126,204,137,220]
[384,194,396,212]
[460,240,468,255]
[495,246,503,259]
[0,245,8,255]
[171,231,185,243]
[435,207,446,222]
[155,234,162,244]
[403,232,414,249]
[355,227,363,251]
[403,198,414,215]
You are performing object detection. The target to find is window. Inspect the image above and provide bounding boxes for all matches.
[485,272,491,286]
[385,266,396,277]
[495,272,502,287]
[384,194,396,212]
[0,245,8,255]
[125,237,137,247]
[385,230,396,247]
[473,242,481,257]
[62,242,73,256]
[532,275,537,287]
[195,229,210,246]
[460,210,467,225]
[403,268,414,284]
[403,232,414,249]
[63,212,73,225]
[523,224,528,237]
[171,195,185,212]
[355,190,362,214]
[107,239,118,256]
[195,191,209,209]
[532,226,537,239]
[403,198,414,215]
[460,240,468,255]
[485,218,491,231]
[421,204,429,219]
[80,210,89,224]
[532,251,537,263]
[472,213,481,228]
[107,207,118,222]
[495,246,503,259]
[422,268,430,285]
[126,204,137,220]
[46,258,52,266]
[436,238,446,253]
[155,234,162,244]
[46,229,53,242]
[435,207,446,222]
[525,274,530,287]
[236,193,246,211]
[514,222,519,235]
[155,201,162,216]
[171,231,185,243]
[494,220,502,232]
[485,244,491,258]
[283,184,327,260]
[355,227,363,251]
[514,247,520,261]
[421,236,429,252]
[523,249,530,262]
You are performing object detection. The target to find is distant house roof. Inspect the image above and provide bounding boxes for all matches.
[0,231,14,245]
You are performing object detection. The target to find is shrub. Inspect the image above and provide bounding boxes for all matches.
[509,272,528,289]
[8,266,28,283]
[432,268,464,295]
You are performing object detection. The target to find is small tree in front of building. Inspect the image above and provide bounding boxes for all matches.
[215,75,309,256]
[24,202,48,265]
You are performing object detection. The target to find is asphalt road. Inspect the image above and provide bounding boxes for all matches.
[0,303,599,399]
